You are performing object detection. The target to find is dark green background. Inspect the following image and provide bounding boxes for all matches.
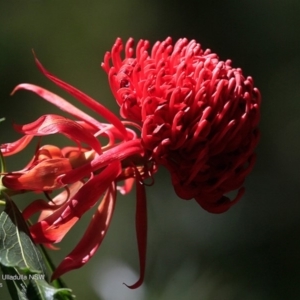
[1,1,300,299]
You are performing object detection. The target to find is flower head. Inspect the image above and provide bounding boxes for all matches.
[102,37,261,213]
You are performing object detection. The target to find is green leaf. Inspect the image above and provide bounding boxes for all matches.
[0,195,75,299]
[0,265,28,300]
[38,244,70,291]
[27,279,74,300]
[0,194,48,276]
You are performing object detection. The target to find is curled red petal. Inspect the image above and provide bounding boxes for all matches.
[31,217,79,244]
[0,135,33,156]
[30,161,121,243]
[124,168,147,289]
[33,53,129,141]
[51,182,117,280]
[61,139,143,184]
[13,114,102,154]
[22,183,83,220]
[38,182,83,221]
[2,158,72,191]
[12,83,104,131]
[195,187,245,214]
[22,199,61,220]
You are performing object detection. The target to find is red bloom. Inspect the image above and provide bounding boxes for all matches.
[102,37,260,213]
[1,37,260,289]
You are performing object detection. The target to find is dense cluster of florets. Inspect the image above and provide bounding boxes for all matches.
[102,37,261,213]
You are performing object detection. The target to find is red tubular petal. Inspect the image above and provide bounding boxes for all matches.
[30,161,121,243]
[51,182,117,280]
[124,168,147,289]
[22,199,60,220]
[38,182,83,221]
[33,54,129,141]
[61,139,143,184]
[23,182,83,220]
[3,158,72,191]
[32,217,79,244]
[195,187,245,214]
[13,114,102,154]
[101,51,111,73]
[0,135,33,156]
[12,84,104,131]
[111,38,123,70]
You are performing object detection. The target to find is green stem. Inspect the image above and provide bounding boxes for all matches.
[38,244,69,289]
[26,218,68,289]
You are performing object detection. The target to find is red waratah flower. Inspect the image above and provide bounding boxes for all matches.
[0,37,260,289]
[102,37,260,214]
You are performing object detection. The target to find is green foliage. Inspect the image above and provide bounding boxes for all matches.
[0,195,74,300]
[0,195,48,274]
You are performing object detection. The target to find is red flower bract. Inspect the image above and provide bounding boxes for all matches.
[102,37,261,213]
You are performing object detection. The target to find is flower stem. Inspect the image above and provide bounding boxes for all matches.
[39,244,69,289]
[26,218,69,289]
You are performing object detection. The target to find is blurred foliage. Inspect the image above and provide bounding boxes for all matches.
[1,1,300,299]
